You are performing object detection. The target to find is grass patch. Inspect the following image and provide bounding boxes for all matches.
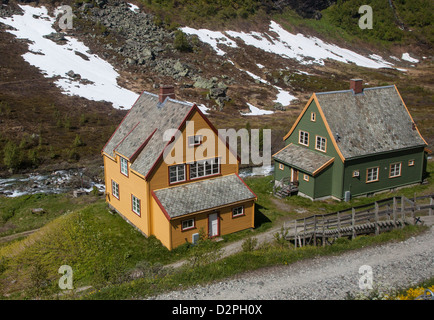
[83,224,428,300]
[0,201,189,299]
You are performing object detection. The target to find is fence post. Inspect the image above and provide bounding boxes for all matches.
[303,218,306,247]
[352,208,356,239]
[392,197,397,228]
[313,215,317,246]
[294,220,298,248]
[430,196,433,216]
[322,214,326,247]
[401,196,405,228]
[412,193,416,223]
[374,201,379,235]
[337,211,341,239]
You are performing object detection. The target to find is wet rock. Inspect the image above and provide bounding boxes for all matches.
[43,32,67,43]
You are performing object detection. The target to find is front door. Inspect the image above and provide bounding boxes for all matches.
[291,168,299,183]
[208,213,219,238]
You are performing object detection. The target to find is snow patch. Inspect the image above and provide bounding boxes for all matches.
[127,3,140,12]
[0,5,139,109]
[401,53,419,63]
[180,27,237,56]
[241,103,274,116]
[184,21,401,70]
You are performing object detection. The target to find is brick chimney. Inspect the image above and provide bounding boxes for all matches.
[159,85,175,103]
[350,79,363,94]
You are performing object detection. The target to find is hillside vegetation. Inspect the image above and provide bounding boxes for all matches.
[141,0,433,46]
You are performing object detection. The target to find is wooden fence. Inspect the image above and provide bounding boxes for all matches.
[283,194,434,248]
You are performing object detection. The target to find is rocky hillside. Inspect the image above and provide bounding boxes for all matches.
[0,0,432,176]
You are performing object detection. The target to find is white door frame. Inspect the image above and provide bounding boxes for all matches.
[208,212,220,238]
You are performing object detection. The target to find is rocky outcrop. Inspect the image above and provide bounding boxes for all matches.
[76,0,197,79]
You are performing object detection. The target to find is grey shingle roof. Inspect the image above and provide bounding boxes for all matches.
[152,174,256,219]
[315,86,426,159]
[273,143,334,175]
[102,92,194,177]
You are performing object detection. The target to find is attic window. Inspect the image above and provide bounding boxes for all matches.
[188,135,203,147]
[311,112,316,122]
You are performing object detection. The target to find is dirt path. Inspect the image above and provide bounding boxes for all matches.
[152,226,434,300]
[0,229,39,244]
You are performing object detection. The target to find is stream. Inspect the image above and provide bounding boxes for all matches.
[0,165,273,198]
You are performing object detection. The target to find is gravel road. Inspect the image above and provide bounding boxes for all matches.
[152,227,434,300]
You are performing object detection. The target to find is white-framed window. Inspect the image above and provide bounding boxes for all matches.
[120,157,128,176]
[299,130,309,146]
[169,164,186,184]
[389,163,402,178]
[315,136,327,152]
[366,167,379,183]
[190,157,220,179]
[132,195,140,216]
[311,112,316,122]
[408,159,415,167]
[232,206,244,218]
[279,163,284,170]
[188,135,203,147]
[352,170,360,178]
[112,180,119,199]
[181,218,195,231]
[303,174,309,182]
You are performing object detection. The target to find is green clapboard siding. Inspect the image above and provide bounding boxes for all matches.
[343,147,426,197]
[275,97,427,201]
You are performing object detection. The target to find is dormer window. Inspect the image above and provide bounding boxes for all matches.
[188,135,203,147]
[120,157,128,176]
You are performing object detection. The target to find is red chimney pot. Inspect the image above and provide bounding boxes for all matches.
[350,79,363,94]
[159,85,175,103]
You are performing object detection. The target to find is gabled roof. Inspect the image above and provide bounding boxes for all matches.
[102,91,195,178]
[152,174,257,219]
[284,85,427,160]
[273,143,334,176]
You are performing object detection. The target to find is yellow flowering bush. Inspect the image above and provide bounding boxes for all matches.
[394,285,434,300]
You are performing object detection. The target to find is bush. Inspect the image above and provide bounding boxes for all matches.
[174,30,192,52]
[3,140,22,171]
[242,236,258,252]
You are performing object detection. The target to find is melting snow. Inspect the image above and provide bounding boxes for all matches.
[180,27,237,56]
[241,103,274,116]
[401,53,419,63]
[0,5,139,109]
[183,21,405,70]
[127,3,140,13]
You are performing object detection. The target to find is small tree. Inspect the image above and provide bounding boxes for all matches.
[241,236,258,252]
[187,229,222,268]
[3,140,22,171]
[174,30,192,52]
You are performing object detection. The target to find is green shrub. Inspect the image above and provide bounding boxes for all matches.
[174,30,192,52]
[241,236,258,252]
[3,140,22,171]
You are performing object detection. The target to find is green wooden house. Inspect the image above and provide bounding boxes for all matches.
[273,79,429,201]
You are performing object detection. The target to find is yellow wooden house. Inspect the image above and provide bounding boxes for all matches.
[101,86,256,250]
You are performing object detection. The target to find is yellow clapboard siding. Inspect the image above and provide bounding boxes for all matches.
[103,154,149,235]
[149,110,238,191]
